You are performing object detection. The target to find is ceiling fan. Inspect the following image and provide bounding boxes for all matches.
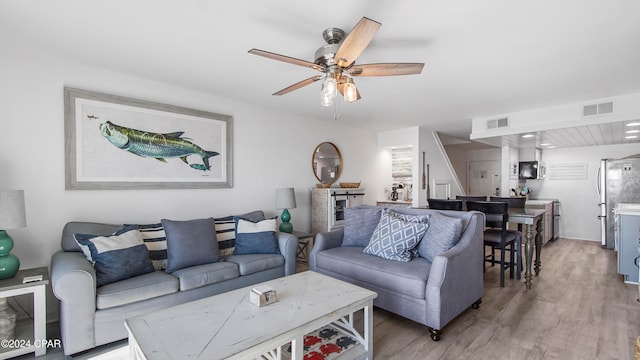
[248,17,425,106]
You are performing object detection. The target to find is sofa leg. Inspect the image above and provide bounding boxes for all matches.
[427,327,442,341]
[472,298,482,309]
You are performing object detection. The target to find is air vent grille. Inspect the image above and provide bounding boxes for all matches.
[583,101,614,116]
[583,104,597,116]
[487,117,509,129]
[598,102,613,114]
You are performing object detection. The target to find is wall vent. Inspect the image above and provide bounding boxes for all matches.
[583,101,614,116]
[598,102,614,114]
[487,117,509,129]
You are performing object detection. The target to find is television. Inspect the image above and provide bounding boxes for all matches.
[518,161,538,179]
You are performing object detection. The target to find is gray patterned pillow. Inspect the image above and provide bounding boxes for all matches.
[363,210,429,262]
[418,212,463,262]
[342,207,382,247]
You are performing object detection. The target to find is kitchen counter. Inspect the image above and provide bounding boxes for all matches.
[377,200,412,207]
[526,199,554,206]
[525,199,559,244]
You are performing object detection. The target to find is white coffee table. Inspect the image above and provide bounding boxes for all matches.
[125,271,377,360]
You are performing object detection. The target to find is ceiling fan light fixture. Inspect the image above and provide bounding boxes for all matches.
[320,77,338,106]
[343,77,358,103]
[320,93,333,107]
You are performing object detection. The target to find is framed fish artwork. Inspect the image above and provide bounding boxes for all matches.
[64,87,233,189]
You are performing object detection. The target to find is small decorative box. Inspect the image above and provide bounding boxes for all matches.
[250,285,277,307]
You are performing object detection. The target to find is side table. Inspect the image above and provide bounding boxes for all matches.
[0,267,49,358]
[292,231,313,263]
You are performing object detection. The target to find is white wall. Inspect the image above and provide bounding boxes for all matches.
[443,145,468,192]
[529,144,640,241]
[376,127,462,207]
[376,127,419,204]
[0,40,381,275]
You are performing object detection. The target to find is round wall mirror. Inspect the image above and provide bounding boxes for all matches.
[312,142,342,185]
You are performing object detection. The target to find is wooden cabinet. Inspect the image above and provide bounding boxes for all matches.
[526,200,553,245]
[311,188,365,234]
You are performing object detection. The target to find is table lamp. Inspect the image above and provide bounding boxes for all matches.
[275,187,297,233]
[0,190,26,280]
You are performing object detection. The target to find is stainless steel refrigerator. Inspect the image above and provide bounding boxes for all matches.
[598,154,640,249]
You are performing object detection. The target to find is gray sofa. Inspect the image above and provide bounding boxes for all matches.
[51,210,298,355]
[309,206,484,341]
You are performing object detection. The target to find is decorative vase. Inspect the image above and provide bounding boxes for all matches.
[0,297,17,340]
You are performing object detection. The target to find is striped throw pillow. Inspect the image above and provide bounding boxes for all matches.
[131,223,168,270]
[214,216,236,256]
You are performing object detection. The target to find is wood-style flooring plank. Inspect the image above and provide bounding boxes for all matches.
[368,239,640,359]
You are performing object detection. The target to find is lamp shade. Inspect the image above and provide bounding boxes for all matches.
[275,188,297,210]
[0,190,26,229]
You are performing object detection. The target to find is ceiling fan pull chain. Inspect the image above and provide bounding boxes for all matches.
[333,100,341,121]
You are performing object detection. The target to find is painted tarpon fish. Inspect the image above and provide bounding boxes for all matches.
[99,121,219,171]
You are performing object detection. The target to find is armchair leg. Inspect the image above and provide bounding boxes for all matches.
[472,298,482,309]
[427,327,442,341]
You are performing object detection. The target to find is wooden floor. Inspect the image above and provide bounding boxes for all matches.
[18,238,640,359]
[368,238,640,360]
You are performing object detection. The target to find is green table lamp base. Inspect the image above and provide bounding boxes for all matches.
[0,230,20,280]
[279,209,293,233]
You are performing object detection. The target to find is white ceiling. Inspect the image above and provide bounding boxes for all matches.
[3,0,640,145]
[473,119,640,149]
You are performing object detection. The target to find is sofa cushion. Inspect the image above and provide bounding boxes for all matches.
[96,271,179,310]
[171,261,240,291]
[342,207,382,247]
[363,210,429,262]
[418,211,464,262]
[224,254,285,276]
[316,247,432,299]
[233,217,279,255]
[74,226,155,287]
[129,223,168,271]
[162,218,220,273]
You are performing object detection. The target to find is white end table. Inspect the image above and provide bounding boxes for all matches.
[0,267,49,358]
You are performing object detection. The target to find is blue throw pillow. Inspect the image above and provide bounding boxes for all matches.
[363,210,429,262]
[417,212,464,262]
[342,207,383,247]
[233,217,279,255]
[162,218,220,273]
[74,226,155,287]
[214,211,266,257]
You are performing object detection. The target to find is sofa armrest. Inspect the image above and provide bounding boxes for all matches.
[424,213,484,330]
[309,229,344,271]
[51,250,99,355]
[277,232,298,276]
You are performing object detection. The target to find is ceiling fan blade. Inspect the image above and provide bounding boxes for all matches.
[334,17,381,68]
[248,49,325,72]
[273,75,323,95]
[349,63,425,76]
